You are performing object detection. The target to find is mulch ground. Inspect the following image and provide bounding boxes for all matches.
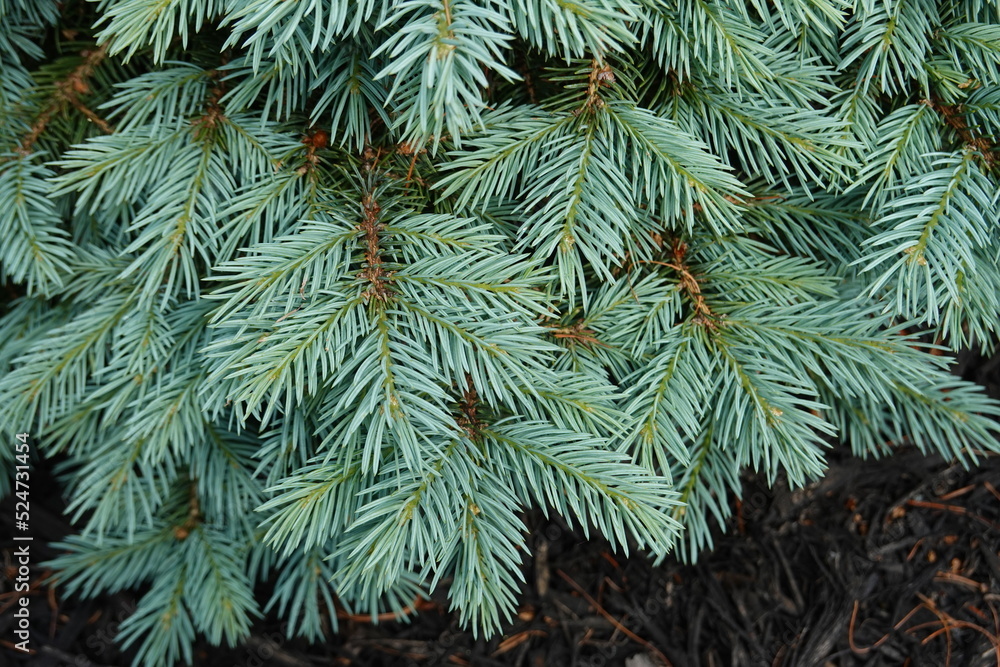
[3,349,1000,667]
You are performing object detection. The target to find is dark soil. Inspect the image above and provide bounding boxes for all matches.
[3,350,1000,667]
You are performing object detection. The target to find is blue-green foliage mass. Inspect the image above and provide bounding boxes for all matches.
[1,0,999,663]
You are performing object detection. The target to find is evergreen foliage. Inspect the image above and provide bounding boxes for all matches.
[1,0,999,663]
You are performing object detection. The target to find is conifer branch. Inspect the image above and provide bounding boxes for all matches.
[358,189,392,303]
[928,96,997,166]
[16,45,109,155]
[644,239,717,327]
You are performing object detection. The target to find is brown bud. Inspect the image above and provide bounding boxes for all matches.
[303,129,329,150]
